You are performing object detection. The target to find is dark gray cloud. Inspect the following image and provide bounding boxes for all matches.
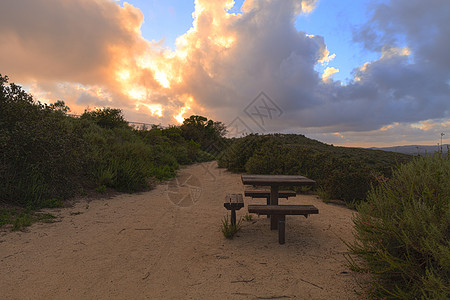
[241,0,450,134]
[342,0,450,128]
[354,0,450,70]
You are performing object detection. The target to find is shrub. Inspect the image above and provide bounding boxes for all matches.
[217,134,265,172]
[0,75,88,207]
[347,154,450,299]
[180,115,226,151]
[218,134,411,204]
[243,213,253,221]
[221,214,241,239]
[80,107,129,129]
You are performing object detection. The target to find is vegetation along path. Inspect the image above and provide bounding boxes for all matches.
[0,162,369,299]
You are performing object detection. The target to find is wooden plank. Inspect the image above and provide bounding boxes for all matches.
[224,203,244,210]
[225,193,243,203]
[244,190,296,198]
[248,205,319,215]
[224,194,244,210]
[245,190,296,219]
[241,174,316,186]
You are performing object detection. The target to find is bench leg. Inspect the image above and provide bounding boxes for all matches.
[266,197,270,218]
[278,215,286,244]
[270,215,278,230]
[278,215,286,245]
[231,209,236,226]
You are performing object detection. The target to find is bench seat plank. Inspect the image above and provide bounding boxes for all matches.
[224,193,244,210]
[248,205,318,215]
[245,190,297,219]
[244,190,296,198]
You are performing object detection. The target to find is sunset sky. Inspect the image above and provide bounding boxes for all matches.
[0,0,449,147]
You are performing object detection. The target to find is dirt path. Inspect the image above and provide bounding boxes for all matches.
[0,162,368,299]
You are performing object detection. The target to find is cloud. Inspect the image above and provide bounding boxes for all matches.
[280,0,450,135]
[0,0,448,147]
[0,0,188,123]
[322,67,339,81]
[343,0,450,130]
[306,119,449,148]
[0,0,144,83]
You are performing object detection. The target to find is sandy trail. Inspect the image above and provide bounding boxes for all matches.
[1,162,368,299]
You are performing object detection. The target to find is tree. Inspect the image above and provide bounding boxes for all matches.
[80,107,129,129]
[179,115,227,151]
[47,100,70,114]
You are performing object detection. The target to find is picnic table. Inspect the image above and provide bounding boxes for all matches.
[241,174,317,242]
[241,175,315,205]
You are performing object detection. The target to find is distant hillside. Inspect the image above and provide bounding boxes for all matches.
[369,145,449,155]
[218,133,413,205]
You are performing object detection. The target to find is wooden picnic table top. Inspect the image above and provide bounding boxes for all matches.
[241,174,315,186]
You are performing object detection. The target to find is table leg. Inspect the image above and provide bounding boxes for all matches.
[270,185,279,230]
[278,215,286,244]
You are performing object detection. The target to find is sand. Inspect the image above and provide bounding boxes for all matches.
[0,162,369,299]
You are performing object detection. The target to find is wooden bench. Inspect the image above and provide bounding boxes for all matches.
[245,190,296,218]
[248,205,319,244]
[244,190,297,218]
[244,190,296,203]
[224,194,244,225]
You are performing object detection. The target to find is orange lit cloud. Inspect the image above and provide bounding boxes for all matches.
[1,0,328,125]
[0,0,326,125]
[0,0,186,123]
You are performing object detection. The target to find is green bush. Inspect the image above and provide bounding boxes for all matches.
[219,134,411,204]
[221,214,241,239]
[217,134,266,172]
[84,127,179,192]
[180,115,226,151]
[80,107,129,129]
[320,159,375,204]
[0,75,88,207]
[347,154,450,299]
